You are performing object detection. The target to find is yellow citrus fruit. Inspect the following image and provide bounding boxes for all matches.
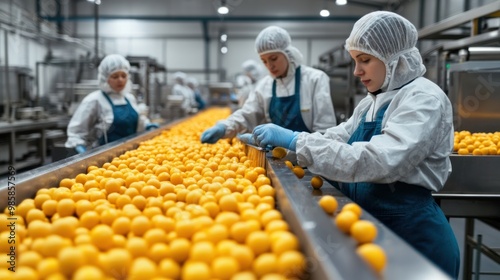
[169,238,191,263]
[126,237,149,258]
[37,257,61,278]
[318,195,338,215]
[158,258,181,279]
[252,253,278,277]
[335,210,359,234]
[129,257,158,280]
[284,160,294,169]
[212,256,241,279]
[292,166,305,179]
[73,265,105,280]
[190,241,216,263]
[271,232,299,255]
[350,220,378,244]
[230,244,255,270]
[271,147,287,159]
[57,246,85,276]
[277,250,306,278]
[246,231,271,255]
[182,261,211,280]
[342,203,363,218]
[356,243,387,273]
[310,176,323,189]
[90,224,114,251]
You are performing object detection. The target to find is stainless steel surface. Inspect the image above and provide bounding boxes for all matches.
[268,158,451,280]
[0,66,33,105]
[418,1,500,40]
[442,30,500,51]
[448,61,500,133]
[441,155,500,195]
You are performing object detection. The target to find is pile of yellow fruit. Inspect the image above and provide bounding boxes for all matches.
[319,197,386,274]
[454,130,500,155]
[0,108,306,280]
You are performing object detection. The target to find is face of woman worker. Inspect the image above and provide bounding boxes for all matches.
[260,52,289,78]
[107,70,128,93]
[350,51,386,93]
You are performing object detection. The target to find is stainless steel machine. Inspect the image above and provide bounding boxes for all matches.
[418,3,500,278]
[317,45,364,122]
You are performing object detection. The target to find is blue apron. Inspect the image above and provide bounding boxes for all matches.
[99,91,139,145]
[340,102,460,279]
[269,66,310,132]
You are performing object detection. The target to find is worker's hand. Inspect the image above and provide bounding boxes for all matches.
[146,123,160,130]
[237,133,256,146]
[201,124,226,144]
[75,145,87,154]
[253,124,299,151]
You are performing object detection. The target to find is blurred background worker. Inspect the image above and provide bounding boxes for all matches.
[172,71,198,114]
[236,59,266,107]
[186,77,206,111]
[65,54,158,153]
[201,25,337,144]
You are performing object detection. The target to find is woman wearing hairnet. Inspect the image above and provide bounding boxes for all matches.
[172,71,198,114]
[235,59,266,107]
[200,26,337,144]
[186,77,206,110]
[65,54,158,153]
[251,12,460,278]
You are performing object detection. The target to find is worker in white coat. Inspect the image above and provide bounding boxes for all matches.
[201,25,337,144]
[250,12,460,278]
[65,54,158,153]
[186,77,206,110]
[172,71,197,114]
[236,59,266,107]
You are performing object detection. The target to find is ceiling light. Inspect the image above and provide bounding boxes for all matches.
[220,33,227,42]
[320,9,330,17]
[336,0,347,5]
[221,46,228,54]
[218,6,229,14]
[218,0,229,15]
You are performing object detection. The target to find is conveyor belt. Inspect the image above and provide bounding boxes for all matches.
[0,114,452,279]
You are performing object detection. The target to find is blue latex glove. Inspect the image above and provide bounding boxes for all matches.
[201,124,226,144]
[237,133,256,145]
[253,124,299,151]
[146,123,159,130]
[75,145,87,154]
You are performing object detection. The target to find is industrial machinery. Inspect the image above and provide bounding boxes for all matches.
[418,3,500,279]
[316,45,364,122]
[0,113,452,280]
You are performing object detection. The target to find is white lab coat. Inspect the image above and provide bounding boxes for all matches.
[219,65,337,137]
[295,77,453,192]
[172,84,197,113]
[65,90,151,148]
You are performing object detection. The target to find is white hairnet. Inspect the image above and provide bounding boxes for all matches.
[255,26,291,55]
[173,71,187,85]
[98,54,131,93]
[345,11,426,92]
[235,74,252,88]
[242,60,264,82]
[98,54,130,85]
[186,77,199,88]
[255,26,303,77]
